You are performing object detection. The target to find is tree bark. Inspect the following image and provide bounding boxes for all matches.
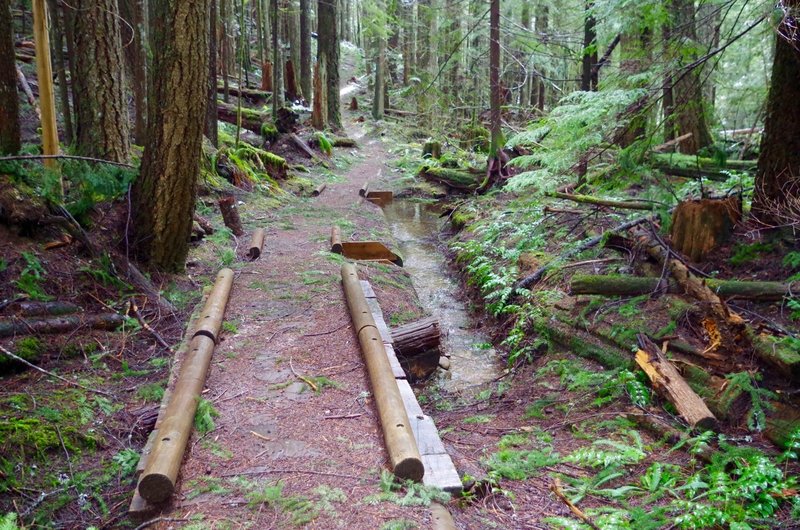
[318,0,340,129]
[47,0,73,146]
[299,0,311,101]
[0,0,20,155]
[271,0,283,117]
[205,0,219,146]
[133,0,210,272]
[489,0,500,155]
[119,0,147,145]
[580,1,597,91]
[72,0,130,162]
[391,316,440,357]
[753,3,800,226]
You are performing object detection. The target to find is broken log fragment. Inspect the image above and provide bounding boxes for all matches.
[569,274,797,301]
[218,195,244,237]
[312,183,327,197]
[349,96,358,110]
[670,197,741,262]
[423,141,442,159]
[635,334,719,432]
[391,316,440,357]
[137,269,234,504]
[247,228,265,260]
[0,313,124,338]
[193,213,215,235]
[330,226,343,253]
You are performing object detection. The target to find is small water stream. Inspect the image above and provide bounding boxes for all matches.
[382,200,502,392]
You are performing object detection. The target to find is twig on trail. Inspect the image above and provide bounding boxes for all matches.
[133,517,189,530]
[302,321,351,337]
[289,358,318,392]
[323,413,363,420]
[251,431,273,442]
[0,154,136,168]
[221,468,365,481]
[0,345,113,397]
[216,390,247,404]
[550,477,601,530]
[128,298,173,352]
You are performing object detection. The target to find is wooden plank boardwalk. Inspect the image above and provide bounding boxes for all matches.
[361,280,462,493]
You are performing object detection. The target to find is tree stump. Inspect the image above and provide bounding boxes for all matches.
[261,61,272,91]
[423,140,441,159]
[670,197,741,262]
[349,97,358,110]
[284,59,299,102]
[218,195,244,236]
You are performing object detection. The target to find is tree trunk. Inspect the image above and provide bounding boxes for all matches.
[753,4,800,226]
[205,0,219,146]
[489,0,500,156]
[311,58,327,129]
[667,0,712,154]
[299,0,311,101]
[318,0,340,129]
[0,0,20,155]
[119,0,147,144]
[47,0,73,146]
[133,0,210,272]
[72,0,130,163]
[271,0,283,118]
[221,0,230,102]
[580,1,597,91]
[372,10,385,121]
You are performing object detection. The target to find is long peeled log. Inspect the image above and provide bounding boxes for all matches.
[341,263,424,481]
[635,334,719,432]
[137,269,234,503]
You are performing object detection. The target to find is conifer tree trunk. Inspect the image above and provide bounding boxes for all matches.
[0,0,20,154]
[372,13,385,120]
[133,0,210,272]
[668,0,712,154]
[401,1,412,85]
[271,0,283,117]
[580,1,597,91]
[489,0,500,155]
[318,0,340,129]
[206,0,219,146]
[533,4,548,110]
[221,0,230,102]
[47,0,73,146]
[119,0,147,145]
[72,0,130,162]
[299,0,311,101]
[753,3,800,225]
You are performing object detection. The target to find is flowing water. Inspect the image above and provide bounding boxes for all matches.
[382,200,502,392]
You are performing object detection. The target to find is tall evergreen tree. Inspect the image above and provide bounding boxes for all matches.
[133,0,211,271]
[206,0,219,146]
[318,0,341,129]
[299,0,311,101]
[753,2,800,225]
[0,0,20,155]
[72,0,130,162]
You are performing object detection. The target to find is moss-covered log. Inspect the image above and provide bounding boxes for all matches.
[0,313,124,338]
[216,84,271,104]
[765,402,800,450]
[651,153,756,173]
[217,101,274,137]
[570,274,797,301]
[746,330,800,382]
[531,316,633,369]
[547,192,657,211]
[418,165,480,191]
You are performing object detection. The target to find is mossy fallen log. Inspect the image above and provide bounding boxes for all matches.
[546,192,658,211]
[531,316,633,370]
[746,330,800,382]
[651,153,756,173]
[0,313,124,338]
[217,101,275,138]
[216,84,271,104]
[570,274,797,302]
[418,165,480,191]
[765,402,800,450]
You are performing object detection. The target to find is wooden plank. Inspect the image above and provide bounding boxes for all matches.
[384,344,406,379]
[421,453,462,493]
[341,241,402,265]
[410,414,447,456]
[396,379,424,417]
[360,280,377,299]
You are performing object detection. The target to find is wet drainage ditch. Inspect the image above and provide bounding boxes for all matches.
[381,200,502,392]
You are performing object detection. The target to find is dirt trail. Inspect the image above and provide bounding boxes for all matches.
[149,119,435,528]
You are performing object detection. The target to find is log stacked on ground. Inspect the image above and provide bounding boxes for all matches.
[341,263,424,481]
[137,269,234,503]
[391,316,440,357]
[247,228,265,260]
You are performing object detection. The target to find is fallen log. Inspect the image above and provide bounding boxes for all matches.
[0,313,124,338]
[391,316,440,357]
[635,334,719,432]
[547,192,660,211]
[193,213,215,235]
[746,330,800,382]
[359,180,369,197]
[312,182,326,197]
[652,132,693,153]
[514,216,653,293]
[6,300,81,317]
[217,101,272,136]
[631,226,744,327]
[418,166,479,191]
[216,84,271,104]
[247,228,265,260]
[765,402,800,450]
[341,263,424,481]
[137,269,234,503]
[218,195,244,237]
[569,274,797,302]
[289,133,327,167]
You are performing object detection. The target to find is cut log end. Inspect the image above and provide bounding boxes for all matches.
[137,473,174,504]
[393,457,425,482]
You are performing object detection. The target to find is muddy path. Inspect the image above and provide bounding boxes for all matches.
[146,119,446,529]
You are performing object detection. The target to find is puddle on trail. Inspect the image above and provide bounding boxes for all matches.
[382,200,502,392]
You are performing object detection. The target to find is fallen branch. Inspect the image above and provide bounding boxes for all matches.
[652,132,693,153]
[0,313,124,338]
[0,154,136,168]
[550,477,600,530]
[514,216,653,293]
[547,191,663,211]
[0,345,113,396]
[289,358,317,392]
[16,64,40,119]
[128,299,173,352]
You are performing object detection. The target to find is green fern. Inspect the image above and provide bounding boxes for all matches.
[194,398,219,435]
